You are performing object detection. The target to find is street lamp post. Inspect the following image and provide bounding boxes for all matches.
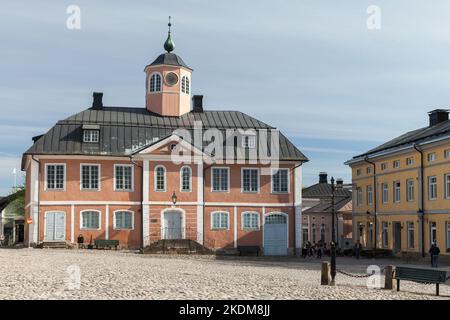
[330,177,337,285]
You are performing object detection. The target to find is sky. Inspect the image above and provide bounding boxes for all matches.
[1,0,450,195]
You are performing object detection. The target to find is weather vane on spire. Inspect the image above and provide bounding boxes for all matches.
[164,16,175,53]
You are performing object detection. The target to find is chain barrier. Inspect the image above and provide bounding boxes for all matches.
[336,266,388,278]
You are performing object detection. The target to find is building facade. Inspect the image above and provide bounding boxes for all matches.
[21,27,308,255]
[302,173,352,248]
[346,110,450,256]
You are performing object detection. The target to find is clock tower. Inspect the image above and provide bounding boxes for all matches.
[145,17,193,117]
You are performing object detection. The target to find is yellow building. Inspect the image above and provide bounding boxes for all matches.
[345,110,450,257]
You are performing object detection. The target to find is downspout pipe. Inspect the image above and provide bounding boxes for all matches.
[31,155,40,247]
[364,156,377,250]
[413,144,425,258]
[129,156,144,249]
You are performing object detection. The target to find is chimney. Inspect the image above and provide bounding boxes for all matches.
[192,95,203,112]
[336,178,344,186]
[428,109,448,126]
[92,92,103,110]
[319,172,328,184]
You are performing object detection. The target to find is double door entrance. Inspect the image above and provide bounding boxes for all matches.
[44,212,66,241]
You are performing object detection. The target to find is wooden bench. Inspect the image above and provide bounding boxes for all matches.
[94,240,119,250]
[237,246,260,256]
[395,266,447,296]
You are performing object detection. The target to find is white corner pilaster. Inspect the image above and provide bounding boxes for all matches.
[294,165,303,251]
[143,160,150,246]
[29,159,39,245]
[105,204,109,240]
[70,205,75,243]
[197,162,204,244]
[233,206,237,248]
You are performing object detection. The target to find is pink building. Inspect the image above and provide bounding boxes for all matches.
[302,173,352,248]
[21,26,308,255]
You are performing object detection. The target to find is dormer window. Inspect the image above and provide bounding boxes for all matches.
[149,73,162,92]
[242,135,256,148]
[82,125,100,143]
[181,76,190,94]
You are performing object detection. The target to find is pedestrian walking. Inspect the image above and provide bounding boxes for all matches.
[316,241,322,259]
[354,240,362,259]
[429,241,440,268]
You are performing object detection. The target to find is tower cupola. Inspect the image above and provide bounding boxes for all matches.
[144,17,193,117]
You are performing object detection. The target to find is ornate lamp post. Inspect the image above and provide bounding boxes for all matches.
[330,177,336,285]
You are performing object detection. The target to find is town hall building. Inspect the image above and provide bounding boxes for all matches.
[21,22,308,255]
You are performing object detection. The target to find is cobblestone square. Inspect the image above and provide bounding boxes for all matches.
[0,248,448,300]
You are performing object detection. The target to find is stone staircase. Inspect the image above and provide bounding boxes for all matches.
[141,239,212,255]
[37,241,74,249]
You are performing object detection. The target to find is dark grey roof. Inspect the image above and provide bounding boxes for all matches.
[303,183,352,199]
[147,53,191,70]
[352,119,450,159]
[303,197,351,214]
[23,107,308,164]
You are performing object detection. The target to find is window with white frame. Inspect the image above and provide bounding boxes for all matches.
[149,73,161,92]
[81,211,100,229]
[242,135,256,148]
[356,169,361,176]
[81,164,100,190]
[367,185,373,205]
[211,211,229,230]
[356,188,362,207]
[212,167,229,192]
[427,152,436,162]
[366,167,372,174]
[394,181,401,203]
[382,222,388,247]
[114,211,133,230]
[320,224,325,242]
[272,168,289,193]
[83,130,99,143]
[155,166,166,191]
[115,165,133,191]
[381,163,387,171]
[242,212,259,230]
[180,166,192,192]
[430,221,437,244]
[428,176,437,200]
[393,160,400,169]
[242,168,259,193]
[46,164,65,190]
[311,224,316,243]
[181,76,190,94]
[446,222,450,250]
[445,149,450,159]
[445,174,450,199]
[302,226,309,243]
[407,179,415,202]
[407,221,415,249]
[382,183,389,203]
[406,157,414,166]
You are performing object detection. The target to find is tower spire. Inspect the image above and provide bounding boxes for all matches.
[164,16,175,53]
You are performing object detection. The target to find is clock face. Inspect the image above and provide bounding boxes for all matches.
[165,72,179,86]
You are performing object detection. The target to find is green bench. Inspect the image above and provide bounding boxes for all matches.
[395,266,447,296]
[94,239,119,250]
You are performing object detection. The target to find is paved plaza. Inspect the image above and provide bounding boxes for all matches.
[0,248,448,300]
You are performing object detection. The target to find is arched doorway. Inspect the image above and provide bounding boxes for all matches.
[161,209,184,239]
[264,212,288,256]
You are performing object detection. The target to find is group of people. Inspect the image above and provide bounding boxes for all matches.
[301,240,328,259]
